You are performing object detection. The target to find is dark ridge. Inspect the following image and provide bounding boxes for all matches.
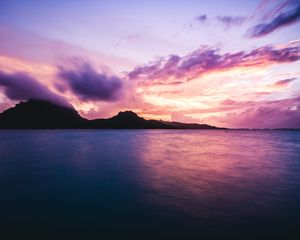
[0,99,222,129]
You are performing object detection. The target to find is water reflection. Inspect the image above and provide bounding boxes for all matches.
[136,130,300,220]
[0,130,299,238]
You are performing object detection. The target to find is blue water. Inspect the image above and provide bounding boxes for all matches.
[0,130,300,239]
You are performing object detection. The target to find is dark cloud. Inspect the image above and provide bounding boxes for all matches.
[195,14,208,23]
[0,71,70,107]
[128,42,300,85]
[58,62,123,101]
[248,2,300,37]
[273,78,296,87]
[194,14,246,28]
[216,16,247,27]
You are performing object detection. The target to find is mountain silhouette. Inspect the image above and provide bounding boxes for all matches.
[0,99,88,129]
[0,99,221,129]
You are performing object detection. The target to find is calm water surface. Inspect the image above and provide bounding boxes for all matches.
[0,130,300,239]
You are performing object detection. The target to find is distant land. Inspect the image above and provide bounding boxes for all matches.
[0,99,222,129]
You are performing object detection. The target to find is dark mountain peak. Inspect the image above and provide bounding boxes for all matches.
[115,111,142,120]
[106,110,147,128]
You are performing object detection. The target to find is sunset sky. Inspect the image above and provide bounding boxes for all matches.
[0,0,299,128]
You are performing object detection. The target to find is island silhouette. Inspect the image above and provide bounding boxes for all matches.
[0,99,221,129]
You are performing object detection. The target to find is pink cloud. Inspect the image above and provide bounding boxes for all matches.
[171,112,199,123]
[128,42,300,86]
[208,97,300,128]
[221,99,238,105]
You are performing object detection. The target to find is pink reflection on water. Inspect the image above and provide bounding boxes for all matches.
[136,130,291,219]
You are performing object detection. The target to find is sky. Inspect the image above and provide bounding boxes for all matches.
[0,0,299,128]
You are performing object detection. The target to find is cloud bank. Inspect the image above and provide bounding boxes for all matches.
[224,97,300,129]
[0,70,70,107]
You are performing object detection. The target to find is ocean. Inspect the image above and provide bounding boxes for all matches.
[0,130,300,239]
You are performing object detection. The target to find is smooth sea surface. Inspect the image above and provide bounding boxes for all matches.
[0,130,300,239]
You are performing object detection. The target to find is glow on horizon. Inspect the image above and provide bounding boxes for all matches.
[0,0,299,128]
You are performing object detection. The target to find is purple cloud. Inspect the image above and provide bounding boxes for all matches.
[231,105,300,129]
[216,16,247,28]
[171,112,199,123]
[0,71,70,107]
[219,96,300,128]
[194,14,246,28]
[128,43,300,85]
[248,2,300,37]
[207,97,300,128]
[195,14,208,23]
[58,62,123,101]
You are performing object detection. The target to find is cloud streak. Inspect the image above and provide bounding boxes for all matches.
[194,14,246,28]
[248,1,300,37]
[216,16,247,28]
[128,42,300,85]
[273,78,296,87]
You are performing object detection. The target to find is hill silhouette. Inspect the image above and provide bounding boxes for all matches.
[0,99,221,129]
